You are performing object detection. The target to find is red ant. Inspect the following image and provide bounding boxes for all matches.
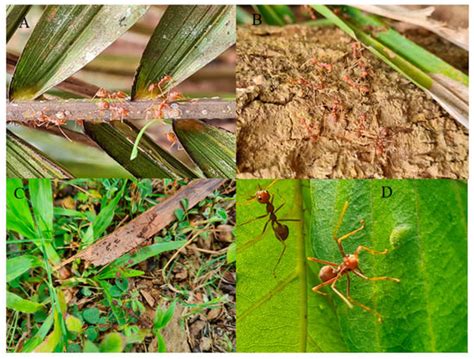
[147,75,173,96]
[307,201,400,322]
[30,110,72,141]
[243,181,300,277]
[93,88,129,121]
[342,74,369,94]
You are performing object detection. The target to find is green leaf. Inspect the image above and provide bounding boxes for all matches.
[173,119,235,178]
[84,326,99,342]
[305,180,466,352]
[7,130,72,178]
[154,301,176,331]
[7,5,32,42]
[236,6,253,25]
[83,340,100,353]
[9,5,149,100]
[7,178,37,239]
[21,313,54,352]
[29,179,53,238]
[99,333,125,353]
[82,307,101,324]
[92,181,126,239]
[226,242,236,264]
[237,179,467,352]
[236,180,327,352]
[7,255,43,282]
[253,5,295,26]
[84,121,199,178]
[7,291,43,313]
[65,315,83,333]
[132,5,235,99]
[33,311,63,352]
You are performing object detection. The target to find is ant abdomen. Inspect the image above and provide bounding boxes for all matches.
[319,265,337,282]
[273,223,289,241]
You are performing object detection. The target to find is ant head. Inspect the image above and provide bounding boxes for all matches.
[343,254,358,270]
[255,190,270,204]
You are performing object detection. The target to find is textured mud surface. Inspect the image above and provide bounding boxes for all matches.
[236,25,468,179]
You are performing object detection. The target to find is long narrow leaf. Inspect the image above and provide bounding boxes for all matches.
[7,130,72,178]
[7,291,43,313]
[132,5,235,99]
[10,5,148,100]
[7,5,32,42]
[253,5,295,26]
[84,121,200,178]
[7,255,43,282]
[173,119,235,178]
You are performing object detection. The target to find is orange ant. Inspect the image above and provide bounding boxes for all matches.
[242,181,300,277]
[147,75,173,96]
[93,88,129,121]
[342,74,369,94]
[351,42,362,59]
[30,110,72,141]
[311,59,333,72]
[307,201,400,322]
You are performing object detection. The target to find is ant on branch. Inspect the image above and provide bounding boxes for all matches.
[242,181,299,277]
[27,109,72,141]
[93,88,130,121]
[307,201,400,322]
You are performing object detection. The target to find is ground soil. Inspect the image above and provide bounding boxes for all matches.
[236,25,468,179]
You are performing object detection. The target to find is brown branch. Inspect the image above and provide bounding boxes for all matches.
[7,98,236,123]
[57,179,226,268]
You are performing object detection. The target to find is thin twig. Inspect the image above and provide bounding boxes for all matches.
[7,98,236,123]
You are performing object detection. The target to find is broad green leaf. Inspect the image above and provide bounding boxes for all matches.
[7,131,72,178]
[96,240,187,280]
[100,333,125,353]
[305,180,466,352]
[84,121,200,178]
[236,180,332,352]
[237,179,467,352]
[7,255,43,282]
[132,5,235,99]
[10,5,149,100]
[7,5,32,42]
[173,119,235,178]
[7,291,43,313]
[253,5,295,26]
[82,307,101,324]
[99,280,126,326]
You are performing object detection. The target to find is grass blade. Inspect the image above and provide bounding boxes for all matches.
[253,5,295,26]
[7,178,37,239]
[84,121,200,178]
[9,5,149,100]
[7,130,72,178]
[7,5,31,42]
[7,255,43,282]
[132,5,235,99]
[7,292,43,313]
[237,6,253,25]
[173,119,235,178]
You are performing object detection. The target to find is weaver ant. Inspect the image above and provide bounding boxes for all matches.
[93,88,129,121]
[29,110,72,141]
[307,201,400,322]
[242,181,299,277]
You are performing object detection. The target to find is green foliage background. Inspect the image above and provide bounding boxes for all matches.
[237,179,467,352]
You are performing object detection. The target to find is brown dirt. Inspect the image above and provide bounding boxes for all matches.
[236,25,468,179]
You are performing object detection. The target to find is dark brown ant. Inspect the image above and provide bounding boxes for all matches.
[243,181,299,277]
[307,201,400,322]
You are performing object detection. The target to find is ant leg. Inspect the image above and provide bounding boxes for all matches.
[355,245,387,256]
[330,274,354,308]
[272,241,286,277]
[240,213,268,226]
[353,269,400,283]
[307,257,338,267]
[311,277,337,296]
[334,219,365,257]
[346,273,351,297]
[346,295,383,323]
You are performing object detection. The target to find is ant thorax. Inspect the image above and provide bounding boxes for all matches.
[343,254,358,270]
[255,190,270,204]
